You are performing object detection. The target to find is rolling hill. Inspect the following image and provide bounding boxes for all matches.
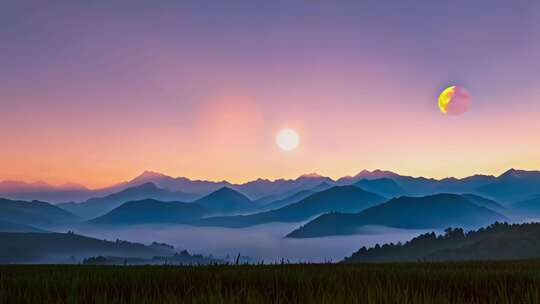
[461,194,508,215]
[58,183,197,219]
[0,220,47,233]
[343,222,540,263]
[196,186,386,228]
[511,196,540,217]
[287,194,507,238]
[256,189,317,212]
[0,232,175,263]
[254,181,332,207]
[0,198,80,228]
[354,178,406,198]
[478,169,540,203]
[194,187,254,214]
[89,199,209,225]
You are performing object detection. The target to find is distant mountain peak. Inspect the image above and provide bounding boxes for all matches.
[336,169,400,185]
[135,170,169,180]
[198,186,252,201]
[299,173,325,179]
[355,169,398,178]
[253,178,271,182]
[195,186,253,214]
[499,168,540,179]
[500,168,519,177]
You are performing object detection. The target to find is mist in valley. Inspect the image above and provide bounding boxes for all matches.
[74,223,433,263]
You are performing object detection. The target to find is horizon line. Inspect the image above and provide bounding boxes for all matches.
[0,167,536,191]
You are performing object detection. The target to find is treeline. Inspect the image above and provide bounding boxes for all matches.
[82,249,222,266]
[344,222,540,263]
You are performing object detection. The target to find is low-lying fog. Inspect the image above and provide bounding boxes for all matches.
[74,223,434,263]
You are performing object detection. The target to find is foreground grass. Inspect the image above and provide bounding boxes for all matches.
[2,261,540,303]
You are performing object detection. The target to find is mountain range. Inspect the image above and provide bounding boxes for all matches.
[0,180,87,193]
[195,186,386,228]
[255,189,317,212]
[354,178,406,198]
[3,168,540,205]
[477,169,540,202]
[287,193,507,238]
[58,183,198,219]
[2,168,540,239]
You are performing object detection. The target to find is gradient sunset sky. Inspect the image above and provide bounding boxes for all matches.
[1,0,540,188]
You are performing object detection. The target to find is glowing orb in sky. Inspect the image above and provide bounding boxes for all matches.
[438,85,470,115]
[276,129,299,151]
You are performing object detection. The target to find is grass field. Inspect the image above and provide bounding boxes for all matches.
[2,261,540,303]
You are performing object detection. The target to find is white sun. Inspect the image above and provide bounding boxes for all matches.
[276,128,299,151]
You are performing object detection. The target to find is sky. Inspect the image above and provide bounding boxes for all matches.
[1,0,540,188]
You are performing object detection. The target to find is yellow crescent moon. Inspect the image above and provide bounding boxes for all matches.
[438,86,456,114]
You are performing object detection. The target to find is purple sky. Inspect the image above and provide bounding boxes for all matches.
[1,0,539,187]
